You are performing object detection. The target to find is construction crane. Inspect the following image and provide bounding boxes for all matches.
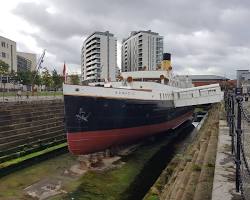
[31,49,46,95]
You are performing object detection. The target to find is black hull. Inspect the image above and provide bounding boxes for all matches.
[64,95,194,133]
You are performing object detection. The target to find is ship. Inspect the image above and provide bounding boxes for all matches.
[63,53,219,155]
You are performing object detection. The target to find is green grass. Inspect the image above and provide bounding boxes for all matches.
[0,138,170,200]
[0,143,67,169]
[51,140,169,200]
[192,164,202,172]
[0,153,77,199]
[145,195,160,200]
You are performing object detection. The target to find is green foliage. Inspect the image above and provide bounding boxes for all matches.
[60,139,169,200]
[0,60,9,75]
[207,163,215,168]
[70,74,80,85]
[42,68,53,89]
[52,69,63,89]
[145,195,160,200]
[192,164,202,171]
[0,143,67,169]
[31,71,42,86]
[17,71,32,85]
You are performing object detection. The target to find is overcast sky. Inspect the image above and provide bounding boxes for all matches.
[1,0,250,78]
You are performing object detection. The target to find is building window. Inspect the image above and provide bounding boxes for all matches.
[2,52,6,58]
[1,42,5,47]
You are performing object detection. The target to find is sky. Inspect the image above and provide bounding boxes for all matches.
[0,0,250,78]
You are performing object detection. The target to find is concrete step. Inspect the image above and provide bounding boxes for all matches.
[0,107,64,121]
[0,109,64,125]
[0,135,66,157]
[0,128,65,151]
[0,112,63,126]
[0,100,63,111]
[0,116,63,132]
[0,104,64,116]
[0,122,64,141]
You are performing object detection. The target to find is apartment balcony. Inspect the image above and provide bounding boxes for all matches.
[86,45,100,54]
[86,59,100,67]
[90,49,101,54]
[86,64,100,71]
[86,61,94,66]
[86,54,100,62]
[86,69,98,76]
[87,40,100,48]
[156,37,163,41]
[156,46,163,49]
[88,43,101,50]
[86,74,98,80]
[85,50,100,59]
[86,38,100,47]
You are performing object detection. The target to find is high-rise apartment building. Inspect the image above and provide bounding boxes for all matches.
[81,31,117,82]
[121,30,163,72]
[17,52,37,72]
[0,36,17,72]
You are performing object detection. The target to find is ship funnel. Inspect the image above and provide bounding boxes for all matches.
[161,53,172,71]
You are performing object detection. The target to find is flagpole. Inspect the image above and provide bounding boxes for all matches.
[63,61,67,84]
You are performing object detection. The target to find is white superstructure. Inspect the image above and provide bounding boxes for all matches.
[64,69,223,107]
[121,30,163,72]
[81,31,117,83]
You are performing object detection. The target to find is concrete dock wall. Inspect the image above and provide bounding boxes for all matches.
[0,100,65,160]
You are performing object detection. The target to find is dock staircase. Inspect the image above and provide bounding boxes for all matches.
[0,100,65,163]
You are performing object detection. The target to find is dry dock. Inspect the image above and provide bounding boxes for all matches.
[1,100,244,200]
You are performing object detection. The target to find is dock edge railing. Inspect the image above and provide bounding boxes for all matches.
[225,88,250,200]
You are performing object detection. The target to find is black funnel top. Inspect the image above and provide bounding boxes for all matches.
[163,53,171,61]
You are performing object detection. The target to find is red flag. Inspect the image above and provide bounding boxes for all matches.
[63,62,67,83]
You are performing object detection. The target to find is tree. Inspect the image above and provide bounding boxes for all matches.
[52,69,63,90]
[0,60,9,75]
[70,74,80,85]
[42,68,53,90]
[17,71,32,85]
[32,71,42,86]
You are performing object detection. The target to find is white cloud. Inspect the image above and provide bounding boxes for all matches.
[0,0,250,78]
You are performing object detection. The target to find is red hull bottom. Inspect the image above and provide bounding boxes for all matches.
[67,112,193,155]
